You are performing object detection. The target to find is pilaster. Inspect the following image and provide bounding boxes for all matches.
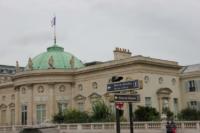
[27,84,33,125]
[48,83,55,121]
[15,87,20,125]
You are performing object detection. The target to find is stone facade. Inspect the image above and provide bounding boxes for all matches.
[0,47,199,126]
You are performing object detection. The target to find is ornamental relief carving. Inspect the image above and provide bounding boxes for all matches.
[8,103,15,108]
[78,84,83,91]
[74,94,86,101]
[38,86,44,93]
[59,85,66,92]
[125,77,132,81]
[0,104,7,109]
[92,82,98,89]
[172,78,176,85]
[159,77,164,84]
[89,93,101,100]
[21,87,26,94]
[144,76,150,83]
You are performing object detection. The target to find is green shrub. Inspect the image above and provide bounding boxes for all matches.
[53,109,90,123]
[178,108,200,121]
[91,100,114,122]
[53,111,64,123]
[134,106,160,121]
[162,107,174,120]
[63,109,90,123]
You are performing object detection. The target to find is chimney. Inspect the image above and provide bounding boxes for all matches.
[113,47,132,60]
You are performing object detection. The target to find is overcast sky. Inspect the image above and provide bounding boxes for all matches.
[0,0,200,66]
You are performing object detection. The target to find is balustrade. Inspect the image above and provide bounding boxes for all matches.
[0,121,199,132]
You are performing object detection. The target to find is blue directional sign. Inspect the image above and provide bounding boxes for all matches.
[107,80,142,92]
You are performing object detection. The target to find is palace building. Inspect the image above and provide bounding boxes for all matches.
[0,44,200,125]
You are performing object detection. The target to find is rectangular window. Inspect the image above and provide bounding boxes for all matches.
[189,101,197,110]
[189,80,196,92]
[21,105,27,125]
[58,103,67,114]
[11,109,15,125]
[145,97,152,107]
[36,104,46,124]
[78,103,84,112]
[173,98,178,115]
[1,110,6,125]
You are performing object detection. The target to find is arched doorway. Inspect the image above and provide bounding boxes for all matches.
[157,88,173,113]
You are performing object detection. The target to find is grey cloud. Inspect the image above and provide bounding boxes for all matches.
[0,0,200,66]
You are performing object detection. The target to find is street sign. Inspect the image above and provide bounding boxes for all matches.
[115,102,124,110]
[107,80,142,92]
[114,94,140,102]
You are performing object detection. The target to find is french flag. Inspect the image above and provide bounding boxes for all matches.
[51,16,56,27]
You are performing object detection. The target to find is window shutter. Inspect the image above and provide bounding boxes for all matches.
[185,81,189,92]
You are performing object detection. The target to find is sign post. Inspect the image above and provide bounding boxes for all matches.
[107,78,142,133]
[129,102,134,133]
[114,94,140,133]
[116,108,120,133]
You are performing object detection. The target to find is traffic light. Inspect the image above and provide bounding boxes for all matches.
[111,76,123,82]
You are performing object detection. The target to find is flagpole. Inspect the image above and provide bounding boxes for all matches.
[51,15,56,45]
[54,16,56,45]
[54,20,56,45]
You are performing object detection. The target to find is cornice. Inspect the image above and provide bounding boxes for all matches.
[12,55,181,80]
[13,69,75,79]
[0,82,13,89]
[180,71,200,79]
[75,55,181,74]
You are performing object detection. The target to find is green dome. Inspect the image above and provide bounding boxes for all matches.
[27,44,85,70]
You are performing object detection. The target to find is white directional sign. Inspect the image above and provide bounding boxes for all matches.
[114,94,140,102]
